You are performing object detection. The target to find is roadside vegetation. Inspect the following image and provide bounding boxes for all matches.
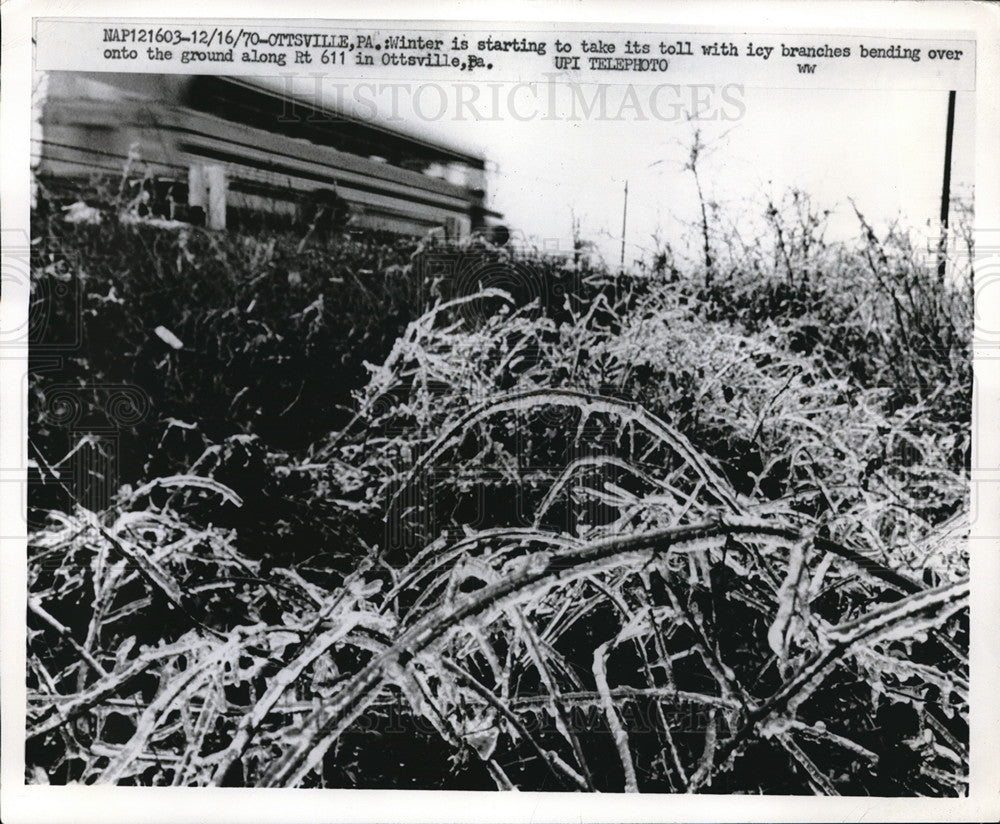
[26,172,971,794]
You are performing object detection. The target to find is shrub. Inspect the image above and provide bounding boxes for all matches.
[26,190,970,794]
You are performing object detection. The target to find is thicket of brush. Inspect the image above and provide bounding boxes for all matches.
[26,179,971,794]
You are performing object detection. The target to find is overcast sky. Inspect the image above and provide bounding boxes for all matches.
[474,85,975,264]
[291,75,975,264]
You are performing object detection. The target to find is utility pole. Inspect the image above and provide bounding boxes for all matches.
[937,90,957,283]
[620,180,628,273]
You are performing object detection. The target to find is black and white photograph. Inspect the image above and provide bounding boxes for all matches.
[2,1,999,821]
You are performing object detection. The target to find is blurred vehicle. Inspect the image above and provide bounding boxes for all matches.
[33,72,504,237]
